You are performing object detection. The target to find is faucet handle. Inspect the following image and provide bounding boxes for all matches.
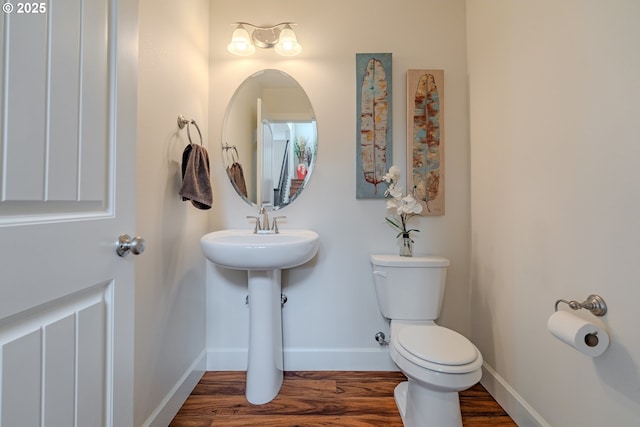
[272,216,286,234]
[246,216,260,233]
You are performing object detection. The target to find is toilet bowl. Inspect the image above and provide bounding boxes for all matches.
[389,321,482,427]
[370,254,483,427]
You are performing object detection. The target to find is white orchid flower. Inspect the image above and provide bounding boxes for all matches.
[389,186,403,200]
[402,194,423,214]
[383,182,394,196]
[383,166,421,239]
[388,165,401,180]
[382,165,401,183]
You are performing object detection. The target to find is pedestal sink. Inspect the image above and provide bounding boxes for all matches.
[200,229,320,404]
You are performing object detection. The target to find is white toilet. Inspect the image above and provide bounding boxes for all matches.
[370,254,483,427]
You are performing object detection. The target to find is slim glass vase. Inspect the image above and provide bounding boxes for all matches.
[399,232,413,257]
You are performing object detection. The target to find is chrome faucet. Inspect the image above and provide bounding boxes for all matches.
[260,207,269,231]
[246,207,286,234]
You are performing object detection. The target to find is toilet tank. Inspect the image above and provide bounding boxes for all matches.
[370,254,450,320]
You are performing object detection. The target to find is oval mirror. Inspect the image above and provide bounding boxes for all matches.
[222,69,317,209]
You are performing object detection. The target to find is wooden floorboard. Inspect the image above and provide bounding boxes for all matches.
[171,371,517,427]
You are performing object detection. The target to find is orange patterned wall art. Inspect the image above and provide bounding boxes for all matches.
[407,69,445,215]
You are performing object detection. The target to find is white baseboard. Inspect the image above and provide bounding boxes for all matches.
[142,349,206,427]
[481,363,551,427]
[207,347,398,371]
[206,348,247,371]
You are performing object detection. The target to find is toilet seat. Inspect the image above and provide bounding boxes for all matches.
[394,324,481,374]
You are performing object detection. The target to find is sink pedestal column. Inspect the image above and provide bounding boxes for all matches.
[246,269,284,404]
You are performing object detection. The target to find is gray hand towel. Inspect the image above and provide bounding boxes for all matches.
[179,143,213,210]
[227,162,248,198]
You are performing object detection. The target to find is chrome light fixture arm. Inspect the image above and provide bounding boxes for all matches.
[227,22,301,56]
[234,22,295,48]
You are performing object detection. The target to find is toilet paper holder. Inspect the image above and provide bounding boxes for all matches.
[554,294,607,316]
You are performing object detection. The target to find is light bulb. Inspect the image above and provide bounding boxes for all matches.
[274,25,301,56]
[227,25,255,56]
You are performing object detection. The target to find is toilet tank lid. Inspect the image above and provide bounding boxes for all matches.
[370,254,450,267]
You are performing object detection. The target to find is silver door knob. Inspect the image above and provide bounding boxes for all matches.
[116,234,145,257]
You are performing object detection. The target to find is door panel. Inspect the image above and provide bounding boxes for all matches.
[0,329,40,426]
[1,0,109,214]
[43,314,75,426]
[0,283,111,426]
[0,0,137,425]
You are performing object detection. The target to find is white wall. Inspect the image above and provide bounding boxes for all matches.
[207,0,470,370]
[467,1,640,425]
[136,0,209,425]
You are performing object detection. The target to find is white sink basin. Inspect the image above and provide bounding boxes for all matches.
[200,229,319,270]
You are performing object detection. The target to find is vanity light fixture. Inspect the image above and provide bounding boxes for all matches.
[227,22,302,57]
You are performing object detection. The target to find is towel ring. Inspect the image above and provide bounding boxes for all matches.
[223,144,239,164]
[177,115,203,145]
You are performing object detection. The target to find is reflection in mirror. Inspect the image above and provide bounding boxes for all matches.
[222,69,317,209]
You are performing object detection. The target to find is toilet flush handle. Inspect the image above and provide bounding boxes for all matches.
[372,270,387,278]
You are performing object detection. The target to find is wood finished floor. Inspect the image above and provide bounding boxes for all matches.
[170,371,517,427]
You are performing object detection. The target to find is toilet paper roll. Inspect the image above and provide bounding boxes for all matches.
[547,310,609,357]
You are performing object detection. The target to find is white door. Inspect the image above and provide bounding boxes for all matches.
[0,0,138,426]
